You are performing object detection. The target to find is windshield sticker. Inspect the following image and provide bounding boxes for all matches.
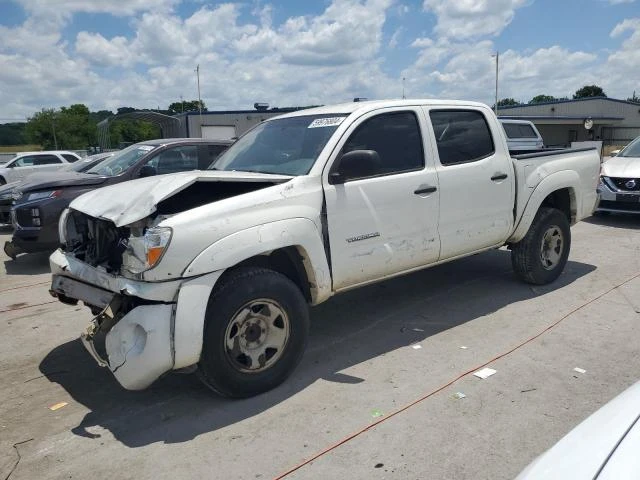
[308,117,345,129]
[139,145,155,151]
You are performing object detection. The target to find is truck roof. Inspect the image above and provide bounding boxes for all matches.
[273,99,491,119]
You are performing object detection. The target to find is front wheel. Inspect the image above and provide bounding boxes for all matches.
[198,267,309,398]
[511,207,571,285]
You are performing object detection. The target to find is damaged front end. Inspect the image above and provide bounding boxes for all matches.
[50,209,180,389]
[58,208,172,281]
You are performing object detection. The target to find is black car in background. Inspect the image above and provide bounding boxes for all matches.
[4,138,231,259]
[0,152,114,225]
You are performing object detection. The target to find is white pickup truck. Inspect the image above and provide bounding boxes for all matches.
[49,100,600,398]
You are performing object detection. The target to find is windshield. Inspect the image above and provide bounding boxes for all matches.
[86,145,156,176]
[618,136,640,158]
[210,114,347,175]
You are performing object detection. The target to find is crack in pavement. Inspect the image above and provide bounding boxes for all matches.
[3,439,33,480]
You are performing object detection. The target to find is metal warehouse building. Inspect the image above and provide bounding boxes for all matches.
[497,97,640,149]
[173,105,314,140]
[97,105,314,149]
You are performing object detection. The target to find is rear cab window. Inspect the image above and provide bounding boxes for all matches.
[503,123,538,139]
[429,110,495,165]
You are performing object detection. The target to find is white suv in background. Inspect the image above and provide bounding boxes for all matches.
[499,119,544,153]
[0,151,82,184]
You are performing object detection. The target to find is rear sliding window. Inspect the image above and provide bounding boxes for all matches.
[503,123,537,138]
[430,110,495,165]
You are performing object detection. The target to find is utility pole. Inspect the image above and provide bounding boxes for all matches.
[402,77,406,99]
[180,95,184,113]
[493,51,499,116]
[195,64,203,128]
[51,112,58,150]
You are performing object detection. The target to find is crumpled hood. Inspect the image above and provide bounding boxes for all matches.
[18,171,109,193]
[69,170,293,227]
[601,156,640,178]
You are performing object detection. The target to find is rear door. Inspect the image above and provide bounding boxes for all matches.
[426,108,514,259]
[324,108,440,290]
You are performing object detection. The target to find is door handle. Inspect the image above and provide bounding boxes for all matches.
[491,173,508,181]
[414,186,437,195]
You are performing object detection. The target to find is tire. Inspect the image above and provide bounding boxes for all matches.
[198,267,309,398]
[0,177,5,185]
[511,207,571,285]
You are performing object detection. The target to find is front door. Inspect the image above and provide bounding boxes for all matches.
[324,108,441,291]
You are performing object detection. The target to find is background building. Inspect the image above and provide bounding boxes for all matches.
[498,97,640,150]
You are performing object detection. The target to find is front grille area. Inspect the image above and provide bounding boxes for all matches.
[15,207,40,227]
[64,210,129,273]
[610,177,640,191]
[599,200,640,212]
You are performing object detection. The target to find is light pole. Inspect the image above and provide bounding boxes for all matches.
[195,64,203,127]
[492,51,499,116]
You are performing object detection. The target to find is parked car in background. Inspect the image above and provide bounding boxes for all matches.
[4,139,231,258]
[499,119,544,153]
[597,135,640,214]
[0,152,114,225]
[49,100,599,397]
[516,380,640,479]
[0,151,82,185]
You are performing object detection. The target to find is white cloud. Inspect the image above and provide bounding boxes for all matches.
[422,0,529,39]
[606,0,636,4]
[604,18,640,96]
[15,0,179,18]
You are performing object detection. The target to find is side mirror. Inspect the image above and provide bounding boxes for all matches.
[329,149,381,185]
[139,165,157,178]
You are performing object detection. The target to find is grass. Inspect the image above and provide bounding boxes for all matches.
[0,145,42,153]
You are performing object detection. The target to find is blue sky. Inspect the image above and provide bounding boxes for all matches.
[0,0,638,121]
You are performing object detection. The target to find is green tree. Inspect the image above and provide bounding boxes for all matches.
[26,104,97,149]
[108,119,160,147]
[167,99,207,114]
[573,85,606,99]
[529,94,557,104]
[0,123,27,146]
[497,98,520,107]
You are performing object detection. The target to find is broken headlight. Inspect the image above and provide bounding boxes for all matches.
[123,226,172,275]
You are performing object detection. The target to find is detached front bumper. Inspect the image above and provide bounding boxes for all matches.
[49,249,223,390]
[50,273,176,390]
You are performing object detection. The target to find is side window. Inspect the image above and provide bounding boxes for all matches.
[430,110,495,165]
[339,111,424,179]
[62,154,79,162]
[204,144,229,169]
[144,146,198,175]
[33,155,62,166]
[13,156,36,167]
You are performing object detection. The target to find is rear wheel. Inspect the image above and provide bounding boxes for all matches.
[511,207,571,285]
[198,267,309,398]
[0,177,6,185]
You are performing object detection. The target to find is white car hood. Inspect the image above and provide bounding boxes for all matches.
[69,170,293,227]
[516,380,640,479]
[601,156,640,178]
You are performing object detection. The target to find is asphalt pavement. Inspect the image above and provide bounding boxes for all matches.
[1,214,639,480]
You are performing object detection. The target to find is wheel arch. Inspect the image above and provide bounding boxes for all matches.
[509,171,580,243]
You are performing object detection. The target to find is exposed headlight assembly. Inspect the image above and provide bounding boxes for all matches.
[122,226,172,275]
[144,226,172,269]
